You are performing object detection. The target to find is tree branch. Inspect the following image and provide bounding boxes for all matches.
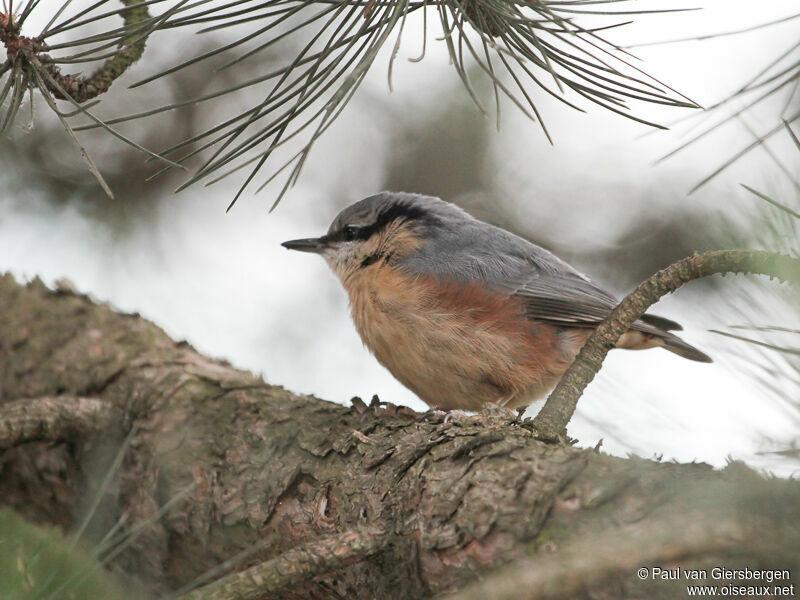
[452,509,795,600]
[181,527,390,600]
[0,396,114,450]
[0,0,150,103]
[532,250,800,441]
[42,0,151,102]
[0,273,797,598]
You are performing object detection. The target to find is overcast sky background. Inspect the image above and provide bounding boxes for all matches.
[1,0,798,475]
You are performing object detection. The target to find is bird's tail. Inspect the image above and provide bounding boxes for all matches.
[621,316,712,363]
[660,334,712,363]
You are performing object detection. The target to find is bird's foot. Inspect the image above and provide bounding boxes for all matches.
[421,405,525,427]
[479,403,520,423]
[443,410,471,424]
[417,409,473,424]
[417,409,446,423]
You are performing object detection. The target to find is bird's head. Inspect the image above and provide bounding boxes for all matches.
[282,192,468,281]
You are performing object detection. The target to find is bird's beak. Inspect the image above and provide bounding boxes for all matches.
[281,237,328,254]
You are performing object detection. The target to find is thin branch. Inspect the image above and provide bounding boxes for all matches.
[532,250,800,441]
[179,526,390,600]
[451,510,789,600]
[38,0,153,102]
[0,396,114,450]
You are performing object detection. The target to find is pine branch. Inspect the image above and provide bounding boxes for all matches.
[0,396,114,450]
[532,250,800,441]
[452,508,796,600]
[2,1,699,204]
[1,0,152,103]
[179,527,390,600]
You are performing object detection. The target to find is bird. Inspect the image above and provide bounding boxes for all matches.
[282,192,711,412]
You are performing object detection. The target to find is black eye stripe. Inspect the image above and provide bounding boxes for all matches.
[331,202,437,242]
[328,225,370,243]
[374,202,429,231]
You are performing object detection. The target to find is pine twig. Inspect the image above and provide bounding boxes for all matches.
[532,250,800,442]
[1,0,152,103]
[0,396,114,450]
[43,0,152,102]
[179,526,391,600]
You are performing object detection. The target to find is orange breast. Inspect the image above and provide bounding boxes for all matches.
[343,265,587,410]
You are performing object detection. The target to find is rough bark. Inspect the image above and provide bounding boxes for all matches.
[0,273,798,599]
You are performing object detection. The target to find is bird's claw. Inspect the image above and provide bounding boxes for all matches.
[417,409,447,423]
[443,410,470,424]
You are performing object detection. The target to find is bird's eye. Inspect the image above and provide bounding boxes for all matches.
[343,225,360,241]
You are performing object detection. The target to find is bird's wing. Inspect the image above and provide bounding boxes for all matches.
[441,225,682,331]
[401,218,680,333]
[400,215,709,358]
[510,266,690,339]
[511,270,621,326]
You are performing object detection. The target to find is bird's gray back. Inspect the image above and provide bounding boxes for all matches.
[393,194,631,327]
[398,197,600,294]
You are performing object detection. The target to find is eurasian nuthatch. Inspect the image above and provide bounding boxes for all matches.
[282,192,710,411]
